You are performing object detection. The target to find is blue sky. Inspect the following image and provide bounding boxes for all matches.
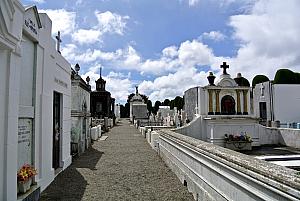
[21,0,300,104]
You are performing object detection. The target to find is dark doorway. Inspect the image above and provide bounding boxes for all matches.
[53,92,61,169]
[221,95,236,115]
[259,102,267,120]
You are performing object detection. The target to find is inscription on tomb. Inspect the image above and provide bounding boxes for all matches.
[24,18,38,35]
[55,77,68,88]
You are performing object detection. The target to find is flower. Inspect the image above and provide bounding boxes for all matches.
[224,133,252,143]
[17,164,37,183]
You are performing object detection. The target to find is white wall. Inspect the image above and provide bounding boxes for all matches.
[273,85,300,124]
[0,1,24,200]
[158,130,300,201]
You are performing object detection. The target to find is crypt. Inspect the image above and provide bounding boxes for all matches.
[0,3,72,200]
[90,68,115,119]
[180,62,259,147]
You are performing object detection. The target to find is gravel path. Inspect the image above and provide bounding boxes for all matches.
[40,119,194,201]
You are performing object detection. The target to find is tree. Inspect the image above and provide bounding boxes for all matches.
[252,75,270,87]
[163,99,170,106]
[170,100,175,110]
[273,69,300,84]
[153,101,162,114]
[147,100,153,114]
[174,96,184,110]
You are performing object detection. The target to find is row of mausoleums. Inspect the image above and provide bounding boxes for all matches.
[180,62,300,147]
[0,1,118,200]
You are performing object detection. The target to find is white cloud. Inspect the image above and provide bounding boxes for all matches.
[29,0,45,3]
[228,0,300,80]
[71,11,129,44]
[95,11,129,35]
[139,68,208,101]
[188,0,200,6]
[39,9,76,36]
[72,29,102,44]
[200,31,226,41]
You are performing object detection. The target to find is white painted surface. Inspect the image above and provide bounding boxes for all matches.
[158,130,300,201]
[0,3,72,200]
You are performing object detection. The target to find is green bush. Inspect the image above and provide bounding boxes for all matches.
[273,69,300,84]
[252,75,270,87]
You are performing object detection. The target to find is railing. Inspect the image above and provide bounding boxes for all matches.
[157,130,300,201]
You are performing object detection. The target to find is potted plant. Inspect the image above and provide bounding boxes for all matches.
[17,164,37,194]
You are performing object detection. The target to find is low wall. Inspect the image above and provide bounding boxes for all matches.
[173,116,203,140]
[257,124,300,148]
[278,128,300,149]
[157,130,300,201]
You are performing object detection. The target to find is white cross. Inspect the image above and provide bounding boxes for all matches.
[55,31,62,53]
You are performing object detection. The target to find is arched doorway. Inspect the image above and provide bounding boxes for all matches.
[221,95,236,115]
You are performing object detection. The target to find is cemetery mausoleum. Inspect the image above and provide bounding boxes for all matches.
[0,2,72,200]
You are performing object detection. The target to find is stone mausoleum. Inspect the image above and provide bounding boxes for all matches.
[179,62,259,146]
[90,69,115,119]
[71,64,91,155]
[129,86,148,123]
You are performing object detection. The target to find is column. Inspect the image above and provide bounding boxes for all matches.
[208,89,214,115]
[215,90,221,115]
[236,89,242,115]
[243,90,248,115]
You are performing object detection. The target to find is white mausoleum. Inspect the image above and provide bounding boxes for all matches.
[179,62,259,146]
[129,86,148,122]
[0,1,72,200]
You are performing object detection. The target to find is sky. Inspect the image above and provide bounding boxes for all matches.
[21,0,300,104]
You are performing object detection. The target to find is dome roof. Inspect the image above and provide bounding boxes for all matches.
[234,73,250,87]
[130,94,143,102]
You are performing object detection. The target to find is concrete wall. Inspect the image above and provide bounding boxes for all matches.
[157,130,300,201]
[278,128,300,149]
[0,1,24,200]
[173,115,203,140]
[184,87,199,121]
[273,85,300,124]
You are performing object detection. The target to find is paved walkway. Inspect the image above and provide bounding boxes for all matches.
[40,119,194,201]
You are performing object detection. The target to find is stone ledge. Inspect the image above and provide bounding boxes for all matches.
[158,130,300,190]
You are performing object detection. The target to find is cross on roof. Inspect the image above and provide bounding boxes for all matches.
[220,62,229,74]
[55,31,62,54]
[135,86,138,95]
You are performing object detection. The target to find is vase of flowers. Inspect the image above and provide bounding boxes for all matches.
[17,164,37,194]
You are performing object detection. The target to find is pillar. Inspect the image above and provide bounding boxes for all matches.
[215,90,221,115]
[243,90,248,115]
[208,90,214,115]
[236,90,242,115]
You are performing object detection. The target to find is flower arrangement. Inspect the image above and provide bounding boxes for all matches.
[17,164,37,183]
[224,132,252,143]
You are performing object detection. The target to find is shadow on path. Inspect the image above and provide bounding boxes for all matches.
[40,147,103,201]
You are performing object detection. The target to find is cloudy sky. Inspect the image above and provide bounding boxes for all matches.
[21,0,300,104]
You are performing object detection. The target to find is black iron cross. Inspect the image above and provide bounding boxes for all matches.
[220,62,229,74]
[55,31,62,54]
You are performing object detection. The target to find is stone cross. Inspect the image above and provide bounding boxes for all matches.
[260,83,265,96]
[55,31,62,53]
[135,86,138,95]
[220,62,229,74]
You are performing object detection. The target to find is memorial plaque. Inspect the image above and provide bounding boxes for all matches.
[18,118,33,169]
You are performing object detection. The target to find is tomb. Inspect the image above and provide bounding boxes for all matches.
[0,3,72,200]
[253,81,300,128]
[90,68,115,119]
[177,62,259,148]
[71,64,91,155]
[129,86,148,124]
